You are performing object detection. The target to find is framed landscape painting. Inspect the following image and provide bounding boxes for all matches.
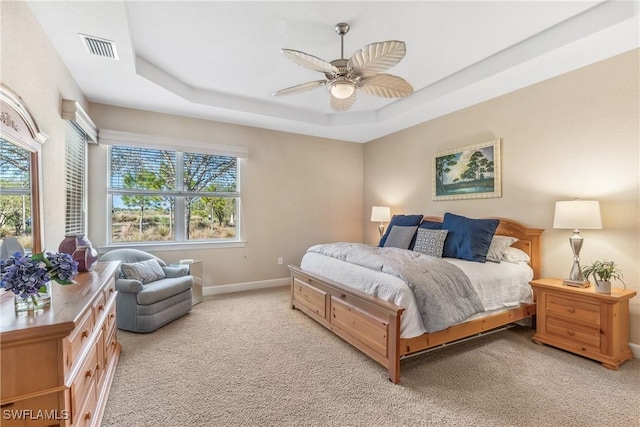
[433,139,501,201]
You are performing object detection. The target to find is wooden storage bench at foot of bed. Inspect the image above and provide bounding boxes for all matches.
[290,266,536,384]
[290,266,404,383]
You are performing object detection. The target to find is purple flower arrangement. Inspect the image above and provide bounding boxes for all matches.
[0,251,78,299]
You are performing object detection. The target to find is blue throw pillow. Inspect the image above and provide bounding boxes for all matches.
[441,213,499,262]
[418,220,442,230]
[378,214,423,247]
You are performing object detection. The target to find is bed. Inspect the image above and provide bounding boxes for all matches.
[289,215,543,383]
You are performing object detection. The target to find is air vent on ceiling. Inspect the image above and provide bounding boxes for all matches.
[79,34,119,60]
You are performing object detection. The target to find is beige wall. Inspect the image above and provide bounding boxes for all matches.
[1,0,88,249]
[364,49,640,344]
[87,104,363,287]
[3,0,638,345]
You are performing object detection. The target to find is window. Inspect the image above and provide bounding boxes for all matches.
[0,138,33,250]
[65,122,87,235]
[108,145,240,244]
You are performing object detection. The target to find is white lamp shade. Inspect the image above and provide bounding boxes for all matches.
[553,200,602,230]
[371,206,391,222]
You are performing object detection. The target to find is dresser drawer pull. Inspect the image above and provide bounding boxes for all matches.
[81,329,89,339]
[566,329,575,336]
[85,368,93,378]
[567,307,575,314]
[97,304,105,312]
[84,411,92,421]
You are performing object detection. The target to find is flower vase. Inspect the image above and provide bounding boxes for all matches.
[72,245,99,272]
[58,234,92,255]
[14,282,51,312]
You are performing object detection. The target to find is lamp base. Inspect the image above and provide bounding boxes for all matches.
[562,279,591,288]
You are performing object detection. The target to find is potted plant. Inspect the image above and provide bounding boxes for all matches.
[581,260,624,294]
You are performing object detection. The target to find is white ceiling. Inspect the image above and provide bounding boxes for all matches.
[26,1,639,143]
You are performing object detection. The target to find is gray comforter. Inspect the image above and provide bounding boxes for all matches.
[307,243,484,333]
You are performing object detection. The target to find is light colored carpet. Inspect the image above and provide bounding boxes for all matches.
[102,286,639,427]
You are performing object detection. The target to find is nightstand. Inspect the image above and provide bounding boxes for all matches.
[530,278,636,369]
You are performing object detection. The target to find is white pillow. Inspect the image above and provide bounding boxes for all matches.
[121,258,166,284]
[501,247,530,264]
[486,236,518,263]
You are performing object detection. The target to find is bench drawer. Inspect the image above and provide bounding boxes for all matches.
[293,278,326,318]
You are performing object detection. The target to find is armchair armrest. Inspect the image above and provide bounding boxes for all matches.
[162,266,189,278]
[115,278,144,294]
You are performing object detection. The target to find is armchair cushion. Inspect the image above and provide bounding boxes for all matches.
[136,275,193,306]
[115,278,144,294]
[121,258,166,284]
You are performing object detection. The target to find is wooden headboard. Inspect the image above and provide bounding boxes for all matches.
[422,216,544,279]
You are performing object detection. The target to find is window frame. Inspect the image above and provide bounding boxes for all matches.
[106,144,243,248]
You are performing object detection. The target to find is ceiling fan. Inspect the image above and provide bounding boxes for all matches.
[273,23,414,112]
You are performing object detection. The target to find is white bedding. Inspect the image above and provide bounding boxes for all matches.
[300,251,533,339]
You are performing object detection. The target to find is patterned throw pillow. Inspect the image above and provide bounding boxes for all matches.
[413,228,449,257]
[383,225,418,249]
[121,258,166,284]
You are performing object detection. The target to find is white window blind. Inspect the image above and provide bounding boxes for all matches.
[65,122,86,235]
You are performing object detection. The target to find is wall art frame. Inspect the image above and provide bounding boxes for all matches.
[433,138,501,201]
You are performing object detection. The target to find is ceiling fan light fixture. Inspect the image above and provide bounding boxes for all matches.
[330,81,356,99]
[275,23,413,111]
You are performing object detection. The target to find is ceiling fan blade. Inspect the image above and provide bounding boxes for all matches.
[272,80,327,97]
[281,49,338,74]
[329,91,357,112]
[358,74,414,98]
[348,41,406,77]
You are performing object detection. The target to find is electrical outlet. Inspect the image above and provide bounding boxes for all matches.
[277,257,283,265]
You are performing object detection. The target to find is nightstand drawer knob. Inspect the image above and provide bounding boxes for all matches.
[566,329,575,336]
[567,307,575,314]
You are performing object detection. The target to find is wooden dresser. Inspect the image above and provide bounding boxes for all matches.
[1,261,121,426]
[530,277,636,369]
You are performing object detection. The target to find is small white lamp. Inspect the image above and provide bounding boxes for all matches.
[371,206,391,236]
[553,200,602,287]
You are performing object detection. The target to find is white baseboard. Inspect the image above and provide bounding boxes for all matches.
[203,278,289,296]
[630,342,640,359]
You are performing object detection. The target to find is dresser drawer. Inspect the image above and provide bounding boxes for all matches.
[66,308,95,371]
[546,294,600,326]
[105,326,118,370]
[92,290,107,322]
[71,344,98,423]
[0,392,66,427]
[546,316,600,350]
[73,379,97,427]
[104,277,116,303]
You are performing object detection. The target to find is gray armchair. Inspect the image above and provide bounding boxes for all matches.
[99,249,193,333]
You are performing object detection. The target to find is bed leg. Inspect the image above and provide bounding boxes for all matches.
[387,312,401,384]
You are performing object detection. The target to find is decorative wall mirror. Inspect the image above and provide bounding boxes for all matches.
[0,85,47,255]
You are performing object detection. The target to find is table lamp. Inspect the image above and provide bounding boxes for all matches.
[553,200,602,287]
[371,206,391,236]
